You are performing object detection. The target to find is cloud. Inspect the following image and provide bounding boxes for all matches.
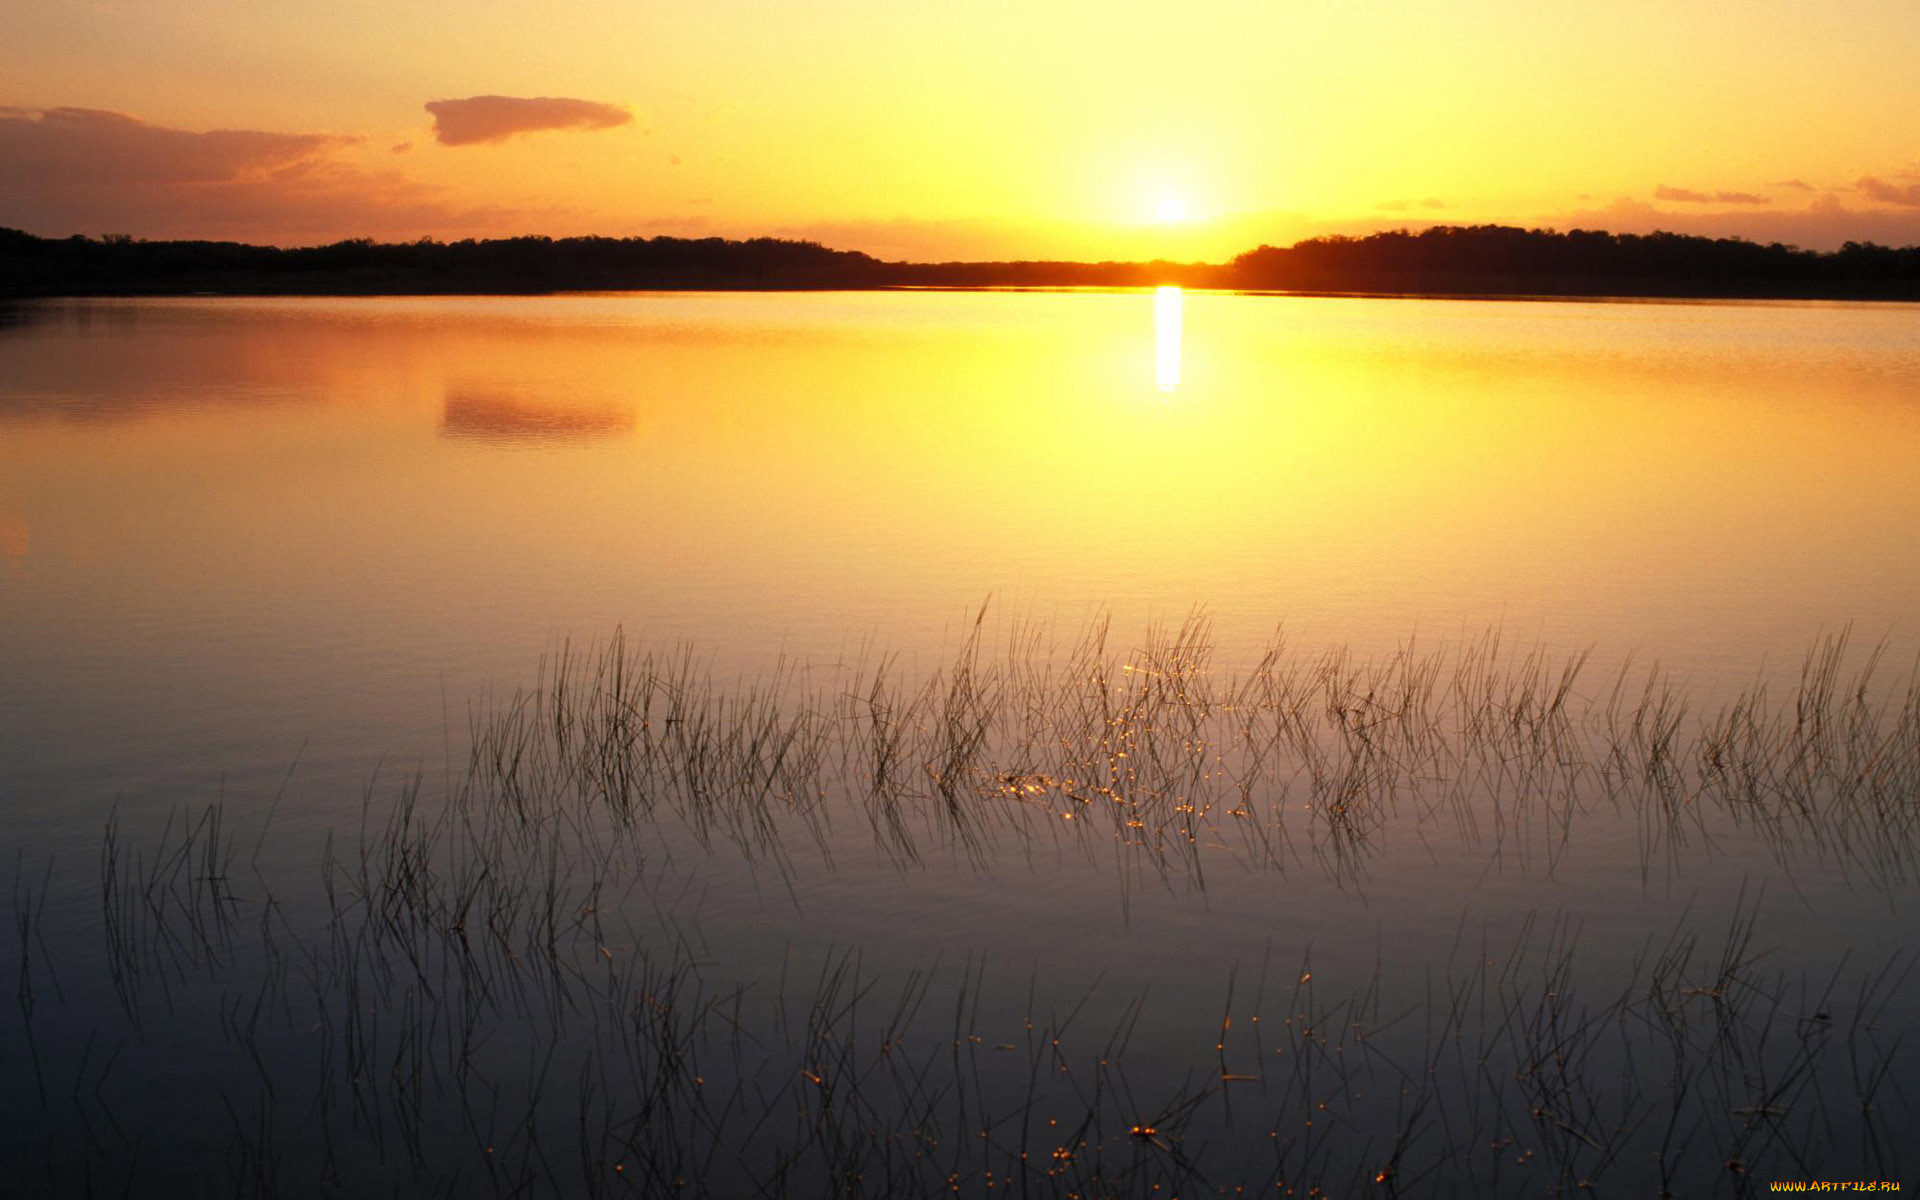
[0,105,531,243]
[1653,184,1769,205]
[1773,178,1815,191]
[0,106,356,185]
[425,95,631,146]
[1551,194,1920,250]
[1856,176,1920,208]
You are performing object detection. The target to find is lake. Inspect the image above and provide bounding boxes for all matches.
[3,290,1918,1196]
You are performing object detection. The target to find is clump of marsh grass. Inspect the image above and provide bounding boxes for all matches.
[449,614,1920,892]
[4,614,1917,1196]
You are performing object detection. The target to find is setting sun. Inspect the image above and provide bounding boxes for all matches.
[3,0,1919,1192]
[9,0,1920,255]
[1153,196,1192,224]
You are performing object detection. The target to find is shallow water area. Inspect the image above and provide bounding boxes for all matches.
[2,290,1919,1195]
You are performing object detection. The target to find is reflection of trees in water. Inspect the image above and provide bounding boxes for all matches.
[439,390,634,443]
[0,300,39,336]
[0,299,309,423]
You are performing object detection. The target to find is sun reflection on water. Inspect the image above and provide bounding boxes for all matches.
[1154,285,1183,394]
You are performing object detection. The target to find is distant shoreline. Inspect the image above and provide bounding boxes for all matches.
[6,223,1919,301]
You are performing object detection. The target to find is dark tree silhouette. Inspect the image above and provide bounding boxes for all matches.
[1225,225,1920,298]
[3,224,1917,299]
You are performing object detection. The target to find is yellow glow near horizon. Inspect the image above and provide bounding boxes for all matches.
[3,0,1920,254]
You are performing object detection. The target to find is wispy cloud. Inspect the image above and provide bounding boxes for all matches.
[1653,184,1769,205]
[425,95,632,146]
[1856,176,1920,208]
[1553,194,1920,250]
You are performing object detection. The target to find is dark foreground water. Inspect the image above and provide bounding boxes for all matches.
[2,292,1918,1196]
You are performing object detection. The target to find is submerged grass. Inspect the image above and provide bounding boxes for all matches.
[465,614,1920,890]
[3,614,1917,1196]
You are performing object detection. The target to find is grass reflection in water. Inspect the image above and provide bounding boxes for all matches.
[7,613,1917,1196]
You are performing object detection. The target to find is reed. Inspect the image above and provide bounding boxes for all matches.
[442,616,1920,891]
[1,615,1914,1196]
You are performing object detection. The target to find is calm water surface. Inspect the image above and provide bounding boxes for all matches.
[2,291,1918,1194]
[5,293,1917,807]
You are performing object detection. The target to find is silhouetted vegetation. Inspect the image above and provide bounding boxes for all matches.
[0,227,907,294]
[1229,224,1920,299]
[4,223,1920,298]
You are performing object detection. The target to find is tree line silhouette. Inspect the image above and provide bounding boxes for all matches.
[1227,226,1920,298]
[4,223,1918,299]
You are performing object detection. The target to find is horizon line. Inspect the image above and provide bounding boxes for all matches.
[10,221,1920,263]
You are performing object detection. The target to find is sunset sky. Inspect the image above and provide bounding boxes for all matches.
[5,0,1919,259]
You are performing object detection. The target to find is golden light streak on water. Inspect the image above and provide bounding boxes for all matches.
[1154,286,1183,393]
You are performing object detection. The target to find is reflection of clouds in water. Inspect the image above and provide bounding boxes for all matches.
[0,514,28,561]
[440,391,634,444]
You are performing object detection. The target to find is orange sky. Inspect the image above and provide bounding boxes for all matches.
[4,0,1919,258]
